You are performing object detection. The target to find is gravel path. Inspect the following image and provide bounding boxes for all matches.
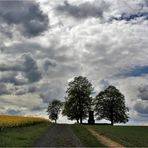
[34,124,84,147]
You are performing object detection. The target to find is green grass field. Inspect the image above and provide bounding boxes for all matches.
[0,123,51,147]
[71,124,105,147]
[87,125,148,147]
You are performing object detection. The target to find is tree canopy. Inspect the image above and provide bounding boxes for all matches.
[94,85,129,125]
[63,76,93,123]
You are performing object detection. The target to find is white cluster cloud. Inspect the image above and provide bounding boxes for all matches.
[0,0,148,124]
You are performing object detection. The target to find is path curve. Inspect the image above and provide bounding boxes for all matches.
[87,127,125,148]
[34,124,83,147]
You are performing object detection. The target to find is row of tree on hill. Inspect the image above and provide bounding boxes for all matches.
[47,76,129,125]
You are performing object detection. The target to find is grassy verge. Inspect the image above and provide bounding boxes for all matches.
[71,124,105,147]
[88,125,148,147]
[0,123,51,147]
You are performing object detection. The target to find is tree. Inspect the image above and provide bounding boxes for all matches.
[63,76,93,124]
[62,97,81,123]
[47,99,62,123]
[94,85,129,125]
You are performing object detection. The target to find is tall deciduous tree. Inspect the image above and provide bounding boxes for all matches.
[94,85,129,125]
[47,99,62,123]
[63,76,93,124]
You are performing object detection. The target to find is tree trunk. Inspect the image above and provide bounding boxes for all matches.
[55,119,57,123]
[80,116,83,124]
[110,104,114,126]
[76,119,79,123]
[111,119,114,126]
[111,110,114,125]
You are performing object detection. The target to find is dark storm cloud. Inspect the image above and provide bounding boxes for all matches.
[0,25,13,38]
[138,85,148,100]
[43,58,56,71]
[0,72,27,85]
[22,53,42,82]
[145,0,148,6]
[15,88,27,96]
[39,91,62,103]
[55,0,109,19]
[39,82,65,103]
[39,93,50,103]
[28,86,37,93]
[15,86,37,95]
[0,83,10,95]
[134,85,148,115]
[31,106,45,111]
[6,109,21,116]
[0,63,23,72]
[134,101,148,115]
[0,1,49,37]
[0,53,42,84]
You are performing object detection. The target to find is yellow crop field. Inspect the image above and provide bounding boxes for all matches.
[0,115,50,129]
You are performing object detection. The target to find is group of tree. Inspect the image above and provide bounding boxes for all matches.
[47,76,129,125]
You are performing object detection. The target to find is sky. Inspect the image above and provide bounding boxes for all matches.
[0,0,148,125]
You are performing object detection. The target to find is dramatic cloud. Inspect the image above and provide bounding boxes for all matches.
[43,58,56,72]
[138,85,148,100]
[22,53,42,82]
[134,100,148,115]
[0,83,10,95]
[0,94,46,117]
[0,71,27,86]
[0,1,49,37]
[110,0,148,22]
[0,53,42,84]
[15,86,37,96]
[55,0,110,19]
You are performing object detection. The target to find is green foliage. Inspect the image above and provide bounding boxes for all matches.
[88,125,148,147]
[71,124,105,147]
[94,85,129,125]
[47,100,62,123]
[63,76,93,123]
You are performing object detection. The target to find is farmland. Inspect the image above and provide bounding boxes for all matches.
[0,115,51,147]
[87,125,148,147]
[0,115,49,129]
[0,115,148,147]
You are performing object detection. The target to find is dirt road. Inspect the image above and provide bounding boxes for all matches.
[87,127,124,148]
[34,124,83,147]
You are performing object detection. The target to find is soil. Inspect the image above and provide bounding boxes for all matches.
[87,127,125,148]
[34,124,84,147]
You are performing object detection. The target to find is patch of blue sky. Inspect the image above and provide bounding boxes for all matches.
[121,66,148,77]
[111,12,148,21]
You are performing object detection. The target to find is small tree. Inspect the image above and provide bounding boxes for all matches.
[47,99,62,123]
[63,76,93,124]
[94,85,129,125]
